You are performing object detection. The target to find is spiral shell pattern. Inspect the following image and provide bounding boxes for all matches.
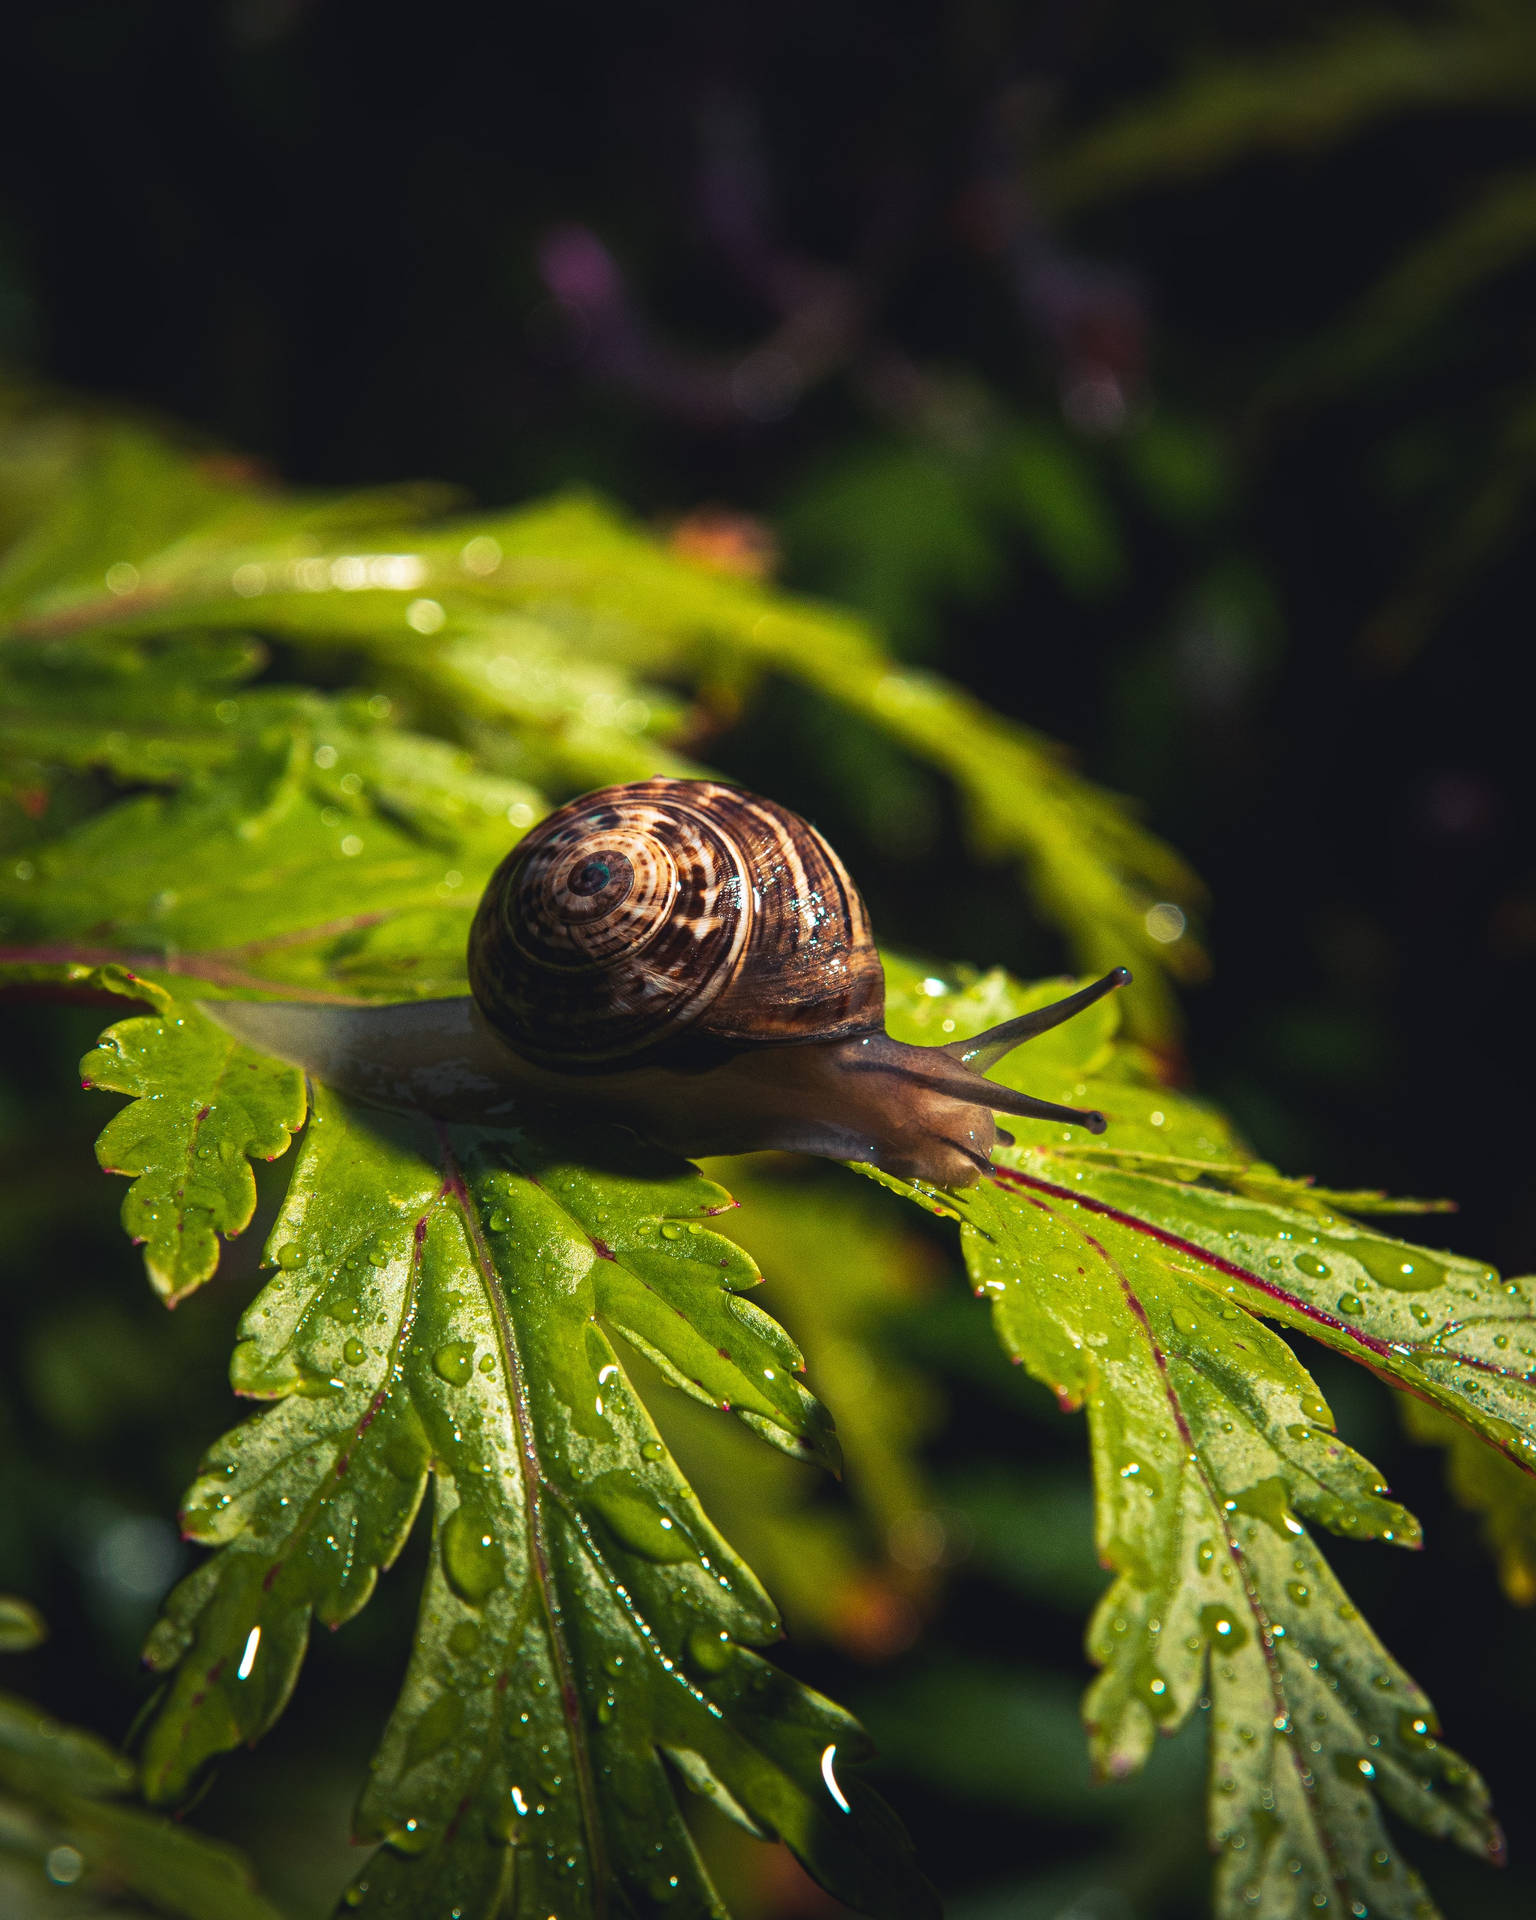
[468,778,885,1069]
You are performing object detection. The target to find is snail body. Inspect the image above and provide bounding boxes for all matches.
[209,779,1128,1188]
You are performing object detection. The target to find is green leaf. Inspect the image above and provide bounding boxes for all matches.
[0,1594,46,1652]
[0,1675,281,1920]
[0,400,1201,1036]
[875,964,1512,1918]
[671,1160,944,1650]
[1041,16,1536,211]
[138,1090,930,1919]
[1399,1392,1536,1606]
[81,991,306,1302]
[0,721,537,999]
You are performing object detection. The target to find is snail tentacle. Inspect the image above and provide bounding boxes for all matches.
[944,967,1132,1072]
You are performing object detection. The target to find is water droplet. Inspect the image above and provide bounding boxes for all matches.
[448,1621,479,1657]
[1286,1582,1310,1606]
[441,1504,504,1604]
[405,1690,464,1767]
[1356,1245,1445,1293]
[386,1815,432,1856]
[585,1472,693,1562]
[343,1337,366,1366]
[1196,1538,1217,1571]
[478,1353,496,1374]
[1295,1253,1330,1280]
[489,1211,509,1233]
[1231,1476,1304,1537]
[660,1224,682,1241]
[641,1441,664,1461]
[1336,1293,1364,1317]
[275,1242,302,1269]
[687,1628,735,1673]
[1200,1604,1250,1650]
[433,1341,476,1386]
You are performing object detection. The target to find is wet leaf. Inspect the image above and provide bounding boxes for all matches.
[871,966,1517,1917]
[137,1088,929,1919]
[81,988,306,1302]
[0,1667,279,1920]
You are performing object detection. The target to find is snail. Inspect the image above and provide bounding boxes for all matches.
[209,778,1129,1187]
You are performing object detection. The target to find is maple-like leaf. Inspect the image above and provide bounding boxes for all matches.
[135,1084,929,1919]
[80,979,306,1301]
[870,962,1518,1918]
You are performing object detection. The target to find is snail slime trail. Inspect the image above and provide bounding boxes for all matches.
[209,778,1131,1187]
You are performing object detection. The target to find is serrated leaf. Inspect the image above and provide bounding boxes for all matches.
[0,719,537,999]
[874,965,1514,1918]
[81,994,306,1301]
[667,1160,943,1650]
[138,1090,929,1920]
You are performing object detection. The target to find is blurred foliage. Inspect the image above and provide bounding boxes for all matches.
[0,1599,280,1920]
[1043,1,1536,663]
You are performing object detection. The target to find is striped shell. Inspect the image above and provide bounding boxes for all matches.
[467,778,886,1070]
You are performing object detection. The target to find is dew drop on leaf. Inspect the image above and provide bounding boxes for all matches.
[1336,1293,1364,1316]
[433,1341,476,1385]
[1398,1710,1436,1750]
[687,1628,735,1673]
[1294,1253,1330,1279]
[1199,1604,1250,1650]
[1356,1245,1444,1292]
[441,1504,505,1604]
[343,1338,366,1366]
[585,1473,694,1562]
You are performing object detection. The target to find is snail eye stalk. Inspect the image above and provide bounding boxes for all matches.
[944,967,1132,1073]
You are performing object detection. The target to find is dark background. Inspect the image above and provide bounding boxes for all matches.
[2,3,1534,1916]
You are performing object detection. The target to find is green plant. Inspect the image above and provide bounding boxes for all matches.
[2,392,1531,1919]
[1040,0,1536,662]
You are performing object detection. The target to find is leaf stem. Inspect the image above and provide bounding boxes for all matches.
[432,1123,611,1915]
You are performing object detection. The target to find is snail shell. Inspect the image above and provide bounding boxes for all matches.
[468,779,884,1069]
[207,778,1129,1187]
